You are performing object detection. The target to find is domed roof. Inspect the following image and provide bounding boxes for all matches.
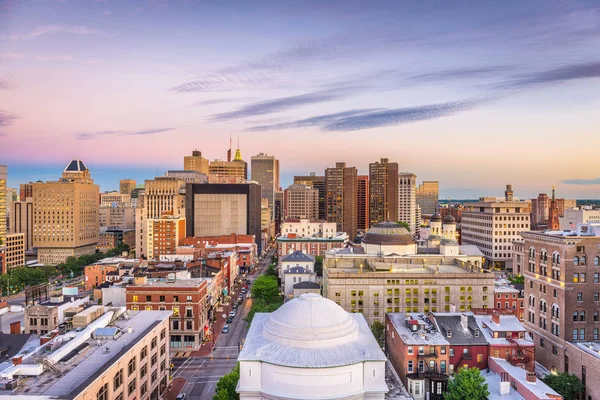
[363,221,415,245]
[431,212,442,222]
[263,293,358,348]
[444,214,456,224]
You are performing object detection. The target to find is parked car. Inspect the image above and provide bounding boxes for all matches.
[176,393,187,400]
[222,325,230,333]
[241,288,247,294]
[228,311,236,317]
[226,316,233,323]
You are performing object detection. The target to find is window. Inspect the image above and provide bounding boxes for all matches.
[186,320,193,330]
[173,320,179,330]
[128,379,136,396]
[161,344,166,356]
[140,381,147,397]
[151,353,157,366]
[574,273,579,283]
[580,311,586,321]
[573,329,579,341]
[450,348,455,357]
[582,256,587,265]
[581,273,587,283]
[540,338,545,348]
[407,360,413,373]
[140,364,147,378]
[141,346,147,360]
[594,311,599,322]
[418,346,424,355]
[594,328,599,340]
[146,295,151,302]
[113,369,123,391]
[463,348,469,355]
[595,256,600,266]
[132,295,139,302]
[477,354,483,363]
[574,256,580,266]
[552,345,558,355]
[173,296,179,302]
[441,360,446,374]
[187,295,192,302]
[580,328,585,340]
[577,292,583,302]
[441,346,446,355]
[128,357,136,376]
[97,383,108,400]
[172,306,179,317]
[595,293,600,302]
[151,337,157,349]
[160,295,165,302]
[408,346,413,355]
[161,328,166,340]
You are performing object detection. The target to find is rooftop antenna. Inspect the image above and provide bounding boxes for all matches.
[227,131,232,162]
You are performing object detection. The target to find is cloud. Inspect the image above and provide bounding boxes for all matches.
[0,52,24,61]
[35,55,73,62]
[506,61,600,89]
[561,178,600,186]
[247,109,382,132]
[409,66,510,83]
[209,87,358,121]
[28,24,103,38]
[0,110,18,128]
[192,97,254,107]
[76,126,185,140]
[0,79,15,89]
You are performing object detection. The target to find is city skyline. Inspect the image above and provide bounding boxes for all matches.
[1,0,600,198]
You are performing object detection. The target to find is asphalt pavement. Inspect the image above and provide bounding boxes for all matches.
[170,246,276,400]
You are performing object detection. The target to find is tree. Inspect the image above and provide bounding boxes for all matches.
[445,367,489,400]
[265,265,278,278]
[245,297,283,324]
[251,275,279,301]
[314,256,323,277]
[396,221,411,230]
[213,363,240,400]
[507,275,524,284]
[542,372,584,400]
[370,321,385,348]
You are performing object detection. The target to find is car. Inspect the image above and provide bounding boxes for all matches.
[176,393,187,400]
[241,288,247,294]
[228,311,236,317]
[222,325,230,333]
[226,316,233,323]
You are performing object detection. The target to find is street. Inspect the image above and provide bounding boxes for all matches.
[170,246,276,400]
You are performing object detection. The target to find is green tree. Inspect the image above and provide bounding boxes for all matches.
[396,221,411,230]
[370,320,385,348]
[245,297,283,324]
[314,256,323,277]
[542,372,584,400]
[507,275,524,284]
[445,367,489,400]
[265,265,278,278]
[213,363,240,400]
[251,275,279,301]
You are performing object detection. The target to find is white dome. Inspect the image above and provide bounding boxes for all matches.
[263,293,358,348]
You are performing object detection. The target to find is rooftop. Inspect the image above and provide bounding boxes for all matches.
[387,313,449,346]
[482,369,525,400]
[475,315,533,347]
[489,358,560,400]
[284,266,311,274]
[431,313,488,345]
[128,277,208,288]
[281,250,315,263]
[576,342,600,360]
[293,281,320,289]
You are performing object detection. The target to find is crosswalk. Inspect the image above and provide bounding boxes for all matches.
[173,351,192,358]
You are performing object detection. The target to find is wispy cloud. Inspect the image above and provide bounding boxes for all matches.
[76,126,185,140]
[247,109,382,132]
[19,24,103,39]
[35,55,73,62]
[507,61,600,88]
[209,87,358,121]
[0,52,25,61]
[409,66,511,83]
[0,79,15,89]
[0,110,18,128]
[561,177,600,186]
[192,97,254,107]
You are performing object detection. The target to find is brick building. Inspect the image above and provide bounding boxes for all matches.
[475,314,535,368]
[84,264,118,290]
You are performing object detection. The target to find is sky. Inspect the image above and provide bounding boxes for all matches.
[1,0,599,199]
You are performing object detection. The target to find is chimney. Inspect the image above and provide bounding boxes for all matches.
[12,356,23,366]
[40,336,51,346]
[526,371,536,384]
[499,381,510,396]
[9,321,21,334]
[492,311,501,325]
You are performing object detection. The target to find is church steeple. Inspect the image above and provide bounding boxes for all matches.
[548,185,560,230]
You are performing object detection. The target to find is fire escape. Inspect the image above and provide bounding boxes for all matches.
[506,335,529,368]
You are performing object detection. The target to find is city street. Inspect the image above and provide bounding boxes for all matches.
[169,246,276,400]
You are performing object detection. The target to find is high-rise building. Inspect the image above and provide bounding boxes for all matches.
[294,173,326,220]
[209,141,247,181]
[19,182,33,201]
[135,177,186,259]
[398,172,417,235]
[165,170,208,183]
[531,192,576,229]
[32,160,99,265]
[261,198,274,250]
[461,185,531,270]
[185,182,262,251]
[4,233,24,272]
[274,190,284,235]
[520,224,600,399]
[143,212,185,260]
[283,184,319,220]
[184,149,210,174]
[416,181,439,215]
[251,153,280,219]
[368,158,398,225]
[119,178,136,195]
[10,197,33,250]
[325,162,358,239]
[356,175,369,233]
[0,165,6,244]
[100,191,131,207]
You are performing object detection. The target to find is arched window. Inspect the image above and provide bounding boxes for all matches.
[580,311,586,321]
[552,253,557,264]
[581,256,587,265]
[574,256,579,266]
[595,256,599,266]
[557,254,561,264]
[573,311,579,322]
[594,310,599,322]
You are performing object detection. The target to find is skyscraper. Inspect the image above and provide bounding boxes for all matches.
[416,181,439,215]
[325,162,358,239]
[32,160,99,265]
[284,184,319,220]
[251,153,280,218]
[356,175,369,233]
[10,197,34,250]
[208,142,247,181]
[368,158,398,225]
[119,179,136,195]
[398,172,417,235]
[184,150,209,174]
[0,165,6,244]
[294,173,326,220]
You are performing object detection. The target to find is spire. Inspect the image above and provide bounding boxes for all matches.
[233,134,242,161]
[227,131,232,162]
[552,185,556,201]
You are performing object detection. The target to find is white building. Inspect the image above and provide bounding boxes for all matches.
[398,172,417,236]
[461,187,531,270]
[280,251,317,299]
[237,293,388,399]
[280,250,315,272]
[559,206,600,230]
[280,219,337,238]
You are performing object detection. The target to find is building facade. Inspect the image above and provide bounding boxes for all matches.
[325,162,358,239]
[357,175,369,233]
[99,204,135,229]
[283,184,319,220]
[4,233,25,272]
[398,172,417,236]
[251,153,280,219]
[461,186,531,270]
[100,191,131,207]
[165,170,208,183]
[144,213,185,260]
[0,165,6,245]
[369,158,398,225]
[33,160,100,265]
[560,207,600,230]
[280,219,338,238]
[119,178,136,194]
[9,197,33,251]
[294,173,326,220]
[184,150,210,174]
[416,181,439,215]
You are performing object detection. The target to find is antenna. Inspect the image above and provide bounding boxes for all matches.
[237,134,240,149]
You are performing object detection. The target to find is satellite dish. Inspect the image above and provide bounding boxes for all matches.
[222,314,227,319]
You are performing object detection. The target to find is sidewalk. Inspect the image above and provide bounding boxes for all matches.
[166,377,186,400]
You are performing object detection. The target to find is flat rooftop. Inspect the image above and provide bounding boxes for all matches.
[387,313,449,346]
[328,263,490,275]
[130,277,207,288]
[576,342,600,360]
[13,310,171,398]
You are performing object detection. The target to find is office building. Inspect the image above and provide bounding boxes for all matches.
[261,198,274,249]
[143,212,186,260]
[100,191,131,207]
[369,158,398,225]
[461,185,531,270]
[135,177,186,259]
[97,227,135,253]
[325,162,358,239]
[19,182,33,201]
[0,165,6,244]
[237,293,388,399]
[209,142,247,181]
[357,175,369,233]
[32,160,99,265]
[283,184,319,220]
[165,169,208,183]
[277,232,348,258]
[119,178,136,195]
[416,181,439,215]
[294,173,326,220]
[99,204,135,229]
[398,172,417,236]
[518,223,600,400]
[560,206,600,230]
[531,192,577,229]
[184,149,210,174]
[274,190,283,235]
[10,197,33,250]
[185,182,262,251]
[127,276,209,350]
[4,233,24,272]
[251,153,280,218]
